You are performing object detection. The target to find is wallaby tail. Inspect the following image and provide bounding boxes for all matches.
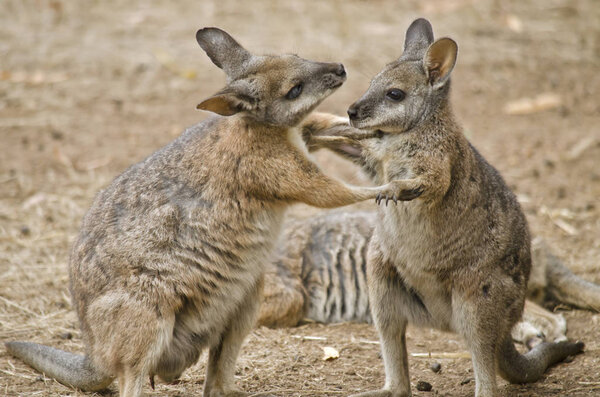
[5,341,113,391]
[545,252,600,311]
[497,336,584,384]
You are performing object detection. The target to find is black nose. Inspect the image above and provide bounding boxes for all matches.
[335,64,346,77]
[347,106,358,120]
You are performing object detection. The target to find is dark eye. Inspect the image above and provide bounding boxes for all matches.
[286,83,303,100]
[386,89,406,101]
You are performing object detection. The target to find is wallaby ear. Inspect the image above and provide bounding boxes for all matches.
[196,83,257,116]
[423,38,458,88]
[196,27,253,78]
[404,18,434,55]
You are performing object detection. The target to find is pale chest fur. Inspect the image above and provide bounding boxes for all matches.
[287,126,312,158]
[373,132,457,330]
[376,204,454,330]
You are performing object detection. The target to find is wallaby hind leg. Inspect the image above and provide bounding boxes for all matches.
[203,281,262,397]
[351,245,412,397]
[454,302,499,397]
[118,366,145,397]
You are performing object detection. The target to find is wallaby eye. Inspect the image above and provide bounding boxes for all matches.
[285,83,303,100]
[386,89,406,102]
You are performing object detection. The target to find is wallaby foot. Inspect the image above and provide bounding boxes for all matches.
[364,244,413,397]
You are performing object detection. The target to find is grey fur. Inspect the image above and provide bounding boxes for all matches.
[307,18,584,397]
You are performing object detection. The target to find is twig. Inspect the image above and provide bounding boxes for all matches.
[411,351,471,359]
[569,386,600,393]
[0,368,38,381]
[291,335,327,341]
[0,295,39,317]
[249,390,344,396]
[355,339,380,345]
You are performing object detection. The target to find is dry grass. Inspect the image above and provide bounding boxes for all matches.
[1,0,600,395]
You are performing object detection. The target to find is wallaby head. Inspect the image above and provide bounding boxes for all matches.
[195,27,347,127]
[347,18,457,133]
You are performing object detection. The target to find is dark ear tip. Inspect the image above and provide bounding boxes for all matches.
[195,27,222,43]
[411,18,432,29]
[405,18,434,47]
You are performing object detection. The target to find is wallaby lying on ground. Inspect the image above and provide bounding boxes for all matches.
[4,28,405,397]
[302,18,584,397]
[259,211,600,349]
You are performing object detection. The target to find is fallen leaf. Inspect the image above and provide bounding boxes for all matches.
[322,346,339,361]
[505,15,523,33]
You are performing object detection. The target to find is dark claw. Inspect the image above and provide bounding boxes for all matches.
[150,375,155,390]
[386,196,390,206]
[393,194,398,204]
[376,193,382,204]
[399,186,425,201]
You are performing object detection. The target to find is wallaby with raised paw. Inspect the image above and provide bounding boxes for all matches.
[305,18,584,397]
[4,28,403,397]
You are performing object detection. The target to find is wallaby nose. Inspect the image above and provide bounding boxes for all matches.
[335,64,346,77]
[347,105,358,120]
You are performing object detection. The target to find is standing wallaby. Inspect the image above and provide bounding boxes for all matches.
[305,19,584,397]
[4,28,404,397]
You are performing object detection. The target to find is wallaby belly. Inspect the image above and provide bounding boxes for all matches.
[378,203,458,331]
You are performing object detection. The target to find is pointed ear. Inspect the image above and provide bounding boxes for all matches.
[196,83,257,116]
[404,18,434,54]
[423,38,457,88]
[196,91,255,116]
[196,27,253,78]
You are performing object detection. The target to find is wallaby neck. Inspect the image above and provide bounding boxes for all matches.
[407,97,461,140]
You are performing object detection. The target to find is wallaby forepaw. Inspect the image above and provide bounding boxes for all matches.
[398,186,424,201]
[376,184,424,205]
[376,192,398,206]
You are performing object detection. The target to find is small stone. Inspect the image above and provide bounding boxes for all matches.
[430,362,442,373]
[460,378,473,385]
[35,376,44,382]
[20,225,31,236]
[416,380,432,392]
[50,129,64,140]
[59,332,73,340]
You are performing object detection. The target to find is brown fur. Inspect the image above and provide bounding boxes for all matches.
[5,28,404,397]
[304,19,584,397]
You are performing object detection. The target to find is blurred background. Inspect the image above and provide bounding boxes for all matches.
[1,0,599,395]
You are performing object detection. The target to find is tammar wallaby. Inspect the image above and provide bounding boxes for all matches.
[305,18,584,397]
[4,28,404,397]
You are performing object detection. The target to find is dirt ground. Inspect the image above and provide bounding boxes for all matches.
[1,0,599,396]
